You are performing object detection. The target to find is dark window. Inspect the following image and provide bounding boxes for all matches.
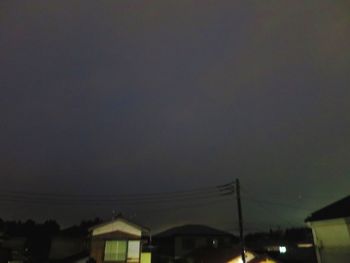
[182,238,195,250]
[212,238,219,248]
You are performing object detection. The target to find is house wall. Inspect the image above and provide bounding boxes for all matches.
[174,236,229,259]
[174,236,206,259]
[140,252,151,263]
[90,238,105,263]
[90,238,144,263]
[49,237,87,260]
[309,217,350,263]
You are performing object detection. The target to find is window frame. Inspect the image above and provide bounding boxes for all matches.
[103,240,128,262]
[103,239,141,263]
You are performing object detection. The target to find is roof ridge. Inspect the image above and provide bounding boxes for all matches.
[154,224,234,237]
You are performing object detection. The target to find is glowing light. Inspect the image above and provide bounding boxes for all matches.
[279,246,287,253]
[297,243,313,248]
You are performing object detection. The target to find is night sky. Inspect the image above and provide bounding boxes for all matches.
[1,1,350,233]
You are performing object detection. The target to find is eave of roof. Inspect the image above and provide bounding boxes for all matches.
[305,195,350,222]
[89,216,150,233]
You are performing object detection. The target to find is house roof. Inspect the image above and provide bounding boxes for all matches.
[58,226,89,237]
[89,215,150,233]
[305,195,350,222]
[154,224,234,238]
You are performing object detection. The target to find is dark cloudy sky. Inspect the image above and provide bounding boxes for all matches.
[1,1,350,233]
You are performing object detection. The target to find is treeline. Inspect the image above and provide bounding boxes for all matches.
[0,219,60,237]
[0,218,102,237]
[0,218,102,263]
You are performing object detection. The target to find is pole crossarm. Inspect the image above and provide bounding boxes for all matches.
[217,181,235,195]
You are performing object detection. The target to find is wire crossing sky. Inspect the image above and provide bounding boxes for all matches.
[0,183,231,204]
[1,0,350,232]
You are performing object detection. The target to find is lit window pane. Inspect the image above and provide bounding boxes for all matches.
[104,240,127,261]
[127,240,140,263]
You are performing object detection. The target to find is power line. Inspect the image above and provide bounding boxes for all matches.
[240,183,339,201]
[0,193,226,206]
[242,198,297,227]
[0,191,221,202]
[242,196,311,212]
[0,185,218,198]
[240,187,313,212]
[0,183,234,206]
[240,188,306,227]
[130,196,233,214]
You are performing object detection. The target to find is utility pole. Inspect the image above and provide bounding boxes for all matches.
[217,179,245,262]
[235,178,245,263]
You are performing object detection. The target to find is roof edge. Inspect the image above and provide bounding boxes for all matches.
[89,216,150,233]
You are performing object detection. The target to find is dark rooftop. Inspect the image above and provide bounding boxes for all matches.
[154,224,234,238]
[305,195,350,222]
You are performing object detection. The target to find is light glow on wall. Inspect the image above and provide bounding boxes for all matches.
[226,250,278,263]
[227,251,255,263]
[297,243,313,248]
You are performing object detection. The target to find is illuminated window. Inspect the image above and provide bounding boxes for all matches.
[127,240,140,263]
[104,240,127,261]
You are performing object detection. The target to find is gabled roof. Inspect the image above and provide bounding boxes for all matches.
[89,215,150,233]
[305,195,350,222]
[154,224,234,238]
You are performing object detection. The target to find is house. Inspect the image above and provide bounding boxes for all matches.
[0,236,27,263]
[89,216,151,263]
[305,195,350,263]
[152,224,238,263]
[49,218,103,263]
[179,247,280,263]
[49,226,89,263]
[245,228,316,263]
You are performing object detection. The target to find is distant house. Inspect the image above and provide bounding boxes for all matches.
[0,236,27,263]
[49,226,89,263]
[245,228,316,263]
[152,224,238,263]
[89,216,151,263]
[305,195,350,263]
[181,247,280,263]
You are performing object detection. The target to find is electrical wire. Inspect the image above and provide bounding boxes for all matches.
[0,182,235,206]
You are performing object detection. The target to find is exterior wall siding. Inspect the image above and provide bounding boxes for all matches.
[90,239,105,263]
[310,218,350,263]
